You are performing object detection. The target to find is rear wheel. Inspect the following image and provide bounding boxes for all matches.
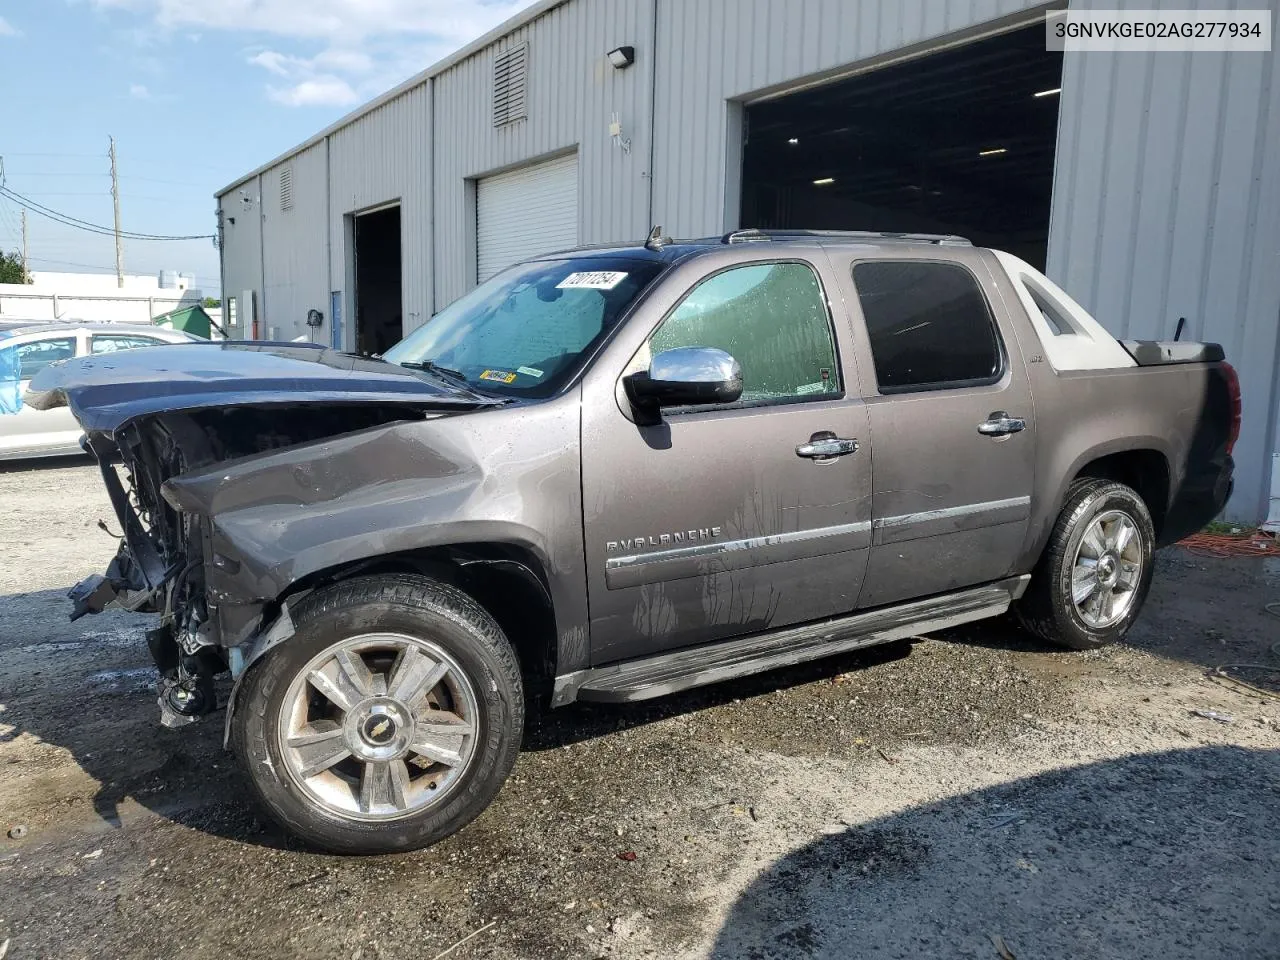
[1016,479,1155,650]
[232,574,523,854]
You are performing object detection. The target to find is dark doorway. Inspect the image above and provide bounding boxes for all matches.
[741,24,1064,269]
[353,205,403,355]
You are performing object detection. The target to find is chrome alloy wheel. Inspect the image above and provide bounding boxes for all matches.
[1071,510,1143,629]
[277,633,480,821]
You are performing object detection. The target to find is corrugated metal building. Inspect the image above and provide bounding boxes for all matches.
[216,0,1280,524]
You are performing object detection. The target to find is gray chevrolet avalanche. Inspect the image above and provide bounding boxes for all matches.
[28,229,1238,854]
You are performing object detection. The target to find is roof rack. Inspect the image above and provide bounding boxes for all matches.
[721,229,972,246]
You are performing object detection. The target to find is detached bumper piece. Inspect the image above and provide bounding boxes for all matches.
[68,573,125,621]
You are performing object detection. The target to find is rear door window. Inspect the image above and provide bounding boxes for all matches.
[852,260,1002,393]
[91,334,165,354]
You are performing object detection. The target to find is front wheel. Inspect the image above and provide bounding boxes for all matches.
[1016,479,1156,650]
[231,574,524,854]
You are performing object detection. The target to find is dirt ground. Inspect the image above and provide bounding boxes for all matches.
[1,459,1278,960]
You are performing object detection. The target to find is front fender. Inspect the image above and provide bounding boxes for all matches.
[165,402,590,673]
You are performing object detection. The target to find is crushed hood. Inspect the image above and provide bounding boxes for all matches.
[24,341,502,433]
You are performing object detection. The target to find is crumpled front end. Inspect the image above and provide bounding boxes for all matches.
[69,403,443,726]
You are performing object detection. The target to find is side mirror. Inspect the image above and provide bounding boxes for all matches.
[624,346,743,423]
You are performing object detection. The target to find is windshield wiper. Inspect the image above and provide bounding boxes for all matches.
[399,359,469,384]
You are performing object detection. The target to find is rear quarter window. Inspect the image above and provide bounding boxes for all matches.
[852,260,1003,393]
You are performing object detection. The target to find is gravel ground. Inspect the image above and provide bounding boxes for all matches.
[1,459,1278,960]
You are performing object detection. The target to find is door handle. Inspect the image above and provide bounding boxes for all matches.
[796,432,859,461]
[978,412,1026,437]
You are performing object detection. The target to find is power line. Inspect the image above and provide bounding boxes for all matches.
[1,151,231,173]
[0,185,215,241]
[23,255,132,272]
[0,152,103,159]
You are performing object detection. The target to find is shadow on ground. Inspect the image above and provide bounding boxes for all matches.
[942,549,1280,682]
[0,453,94,473]
[710,746,1280,960]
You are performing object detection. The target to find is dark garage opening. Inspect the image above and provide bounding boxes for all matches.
[741,24,1064,269]
[353,205,404,356]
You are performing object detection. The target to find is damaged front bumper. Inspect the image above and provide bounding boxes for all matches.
[69,438,173,620]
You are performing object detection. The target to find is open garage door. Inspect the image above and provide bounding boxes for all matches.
[477,152,579,282]
[353,205,402,356]
[741,24,1063,269]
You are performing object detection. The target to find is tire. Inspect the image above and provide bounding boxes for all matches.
[1015,479,1156,651]
[231,573,524,854]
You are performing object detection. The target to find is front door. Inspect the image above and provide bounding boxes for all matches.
[833,251,1037,607]
[581,252,873,666]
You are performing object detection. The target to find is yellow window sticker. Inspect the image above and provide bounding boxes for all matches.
[479,369,518,384]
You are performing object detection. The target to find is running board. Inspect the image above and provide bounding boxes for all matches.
[553,575,1030,706]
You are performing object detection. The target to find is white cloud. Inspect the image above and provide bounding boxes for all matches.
[267,76,360,108]
[129,83,152,99]
[0,16,22,37]
[86,0,532,107]
[90,1,529,43]
[248,50,294,76]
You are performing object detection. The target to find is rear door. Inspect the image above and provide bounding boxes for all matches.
[580,248,873,665]
[831,248,1036,607]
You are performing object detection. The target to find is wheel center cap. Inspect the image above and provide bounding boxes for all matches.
[346,698,415,760]
[362,714,397,745]
[1097,554,1119,586]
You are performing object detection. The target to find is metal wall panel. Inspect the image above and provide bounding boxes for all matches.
[328,83,433,340]
[217,174,263,337]
[432,0,653,307]
[1048,0,1280,522]
[648,0,1046,238]
[259,143,330,342]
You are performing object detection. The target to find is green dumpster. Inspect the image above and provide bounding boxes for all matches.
[153,304,214,340]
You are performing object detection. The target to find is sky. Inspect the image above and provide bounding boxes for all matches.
[0,0,533,294]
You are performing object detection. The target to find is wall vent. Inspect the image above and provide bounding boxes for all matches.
[492,44,528,127]
[279,164,294,211]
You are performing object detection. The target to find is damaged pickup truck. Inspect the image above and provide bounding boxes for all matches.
[27,230,1238,854]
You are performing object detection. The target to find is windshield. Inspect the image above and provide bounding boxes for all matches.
[383,256,664,398]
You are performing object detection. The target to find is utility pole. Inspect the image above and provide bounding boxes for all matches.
[21,208,28,281]
[108,136,124,288]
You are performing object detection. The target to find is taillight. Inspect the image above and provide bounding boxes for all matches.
[1222,361,1242,455]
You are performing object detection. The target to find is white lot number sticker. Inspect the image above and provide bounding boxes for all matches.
[556,271,628,291]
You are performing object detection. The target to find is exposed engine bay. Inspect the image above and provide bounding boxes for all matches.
[73,404,429,726]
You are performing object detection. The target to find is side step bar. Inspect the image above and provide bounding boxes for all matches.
[552,575,1029,706]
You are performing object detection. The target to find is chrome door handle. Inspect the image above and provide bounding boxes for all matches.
[796,434,859,461]
[978,412,1026,437]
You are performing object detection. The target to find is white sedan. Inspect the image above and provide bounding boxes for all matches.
[0,323,201,460]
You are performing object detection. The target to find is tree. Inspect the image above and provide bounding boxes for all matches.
[0,250,29,285]
[202,296,221,309]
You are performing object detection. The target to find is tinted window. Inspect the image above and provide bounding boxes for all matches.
[647,262,839,405]
[14,336,77,381]
[91,334,162,354]
[383,257,663,398]
[853,261,1001,392]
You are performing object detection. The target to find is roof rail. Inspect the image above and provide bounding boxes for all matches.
[721,229,972,246]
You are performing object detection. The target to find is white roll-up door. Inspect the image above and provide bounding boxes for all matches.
[476,153,579,282]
